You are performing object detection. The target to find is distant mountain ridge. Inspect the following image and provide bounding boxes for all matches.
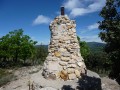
[87,42,105,52]
[35,42,105,52]
[87,42,105,48]
[35,45,48,48]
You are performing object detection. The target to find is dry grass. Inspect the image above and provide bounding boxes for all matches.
[0,68,17,86]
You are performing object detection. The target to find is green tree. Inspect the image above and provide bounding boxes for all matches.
[19,35,37,63]
[0,29,37,66]
[0,34,11,62]
[35,44,48,64]
[77,36,90,60]
[98,0,120,83]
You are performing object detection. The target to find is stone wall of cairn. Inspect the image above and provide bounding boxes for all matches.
[42,15,86,80]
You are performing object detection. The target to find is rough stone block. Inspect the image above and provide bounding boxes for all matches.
[59,61,67,66]
[59,48,66,52]
[60,70,68,81]
[54,51,61,57]
[61,57,70,62]
[67,64,77,68]
[68,73,76,80]
[75,70,81,78]
[77,62,84,67]
[67,68,75,74]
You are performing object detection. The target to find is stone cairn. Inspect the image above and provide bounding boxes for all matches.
[42,7,86,80]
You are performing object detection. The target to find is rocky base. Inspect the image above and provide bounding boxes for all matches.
[39,70,101,90]
[42,15,86,80]
[0,67,120,90]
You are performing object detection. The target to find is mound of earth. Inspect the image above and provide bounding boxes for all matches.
[0,66,120,90]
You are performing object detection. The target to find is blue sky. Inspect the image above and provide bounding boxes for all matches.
[0,0,106,45]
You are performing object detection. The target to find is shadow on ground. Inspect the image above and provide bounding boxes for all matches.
[62,75,102,90]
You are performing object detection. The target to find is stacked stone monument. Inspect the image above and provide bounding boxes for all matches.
[42,7,86,80]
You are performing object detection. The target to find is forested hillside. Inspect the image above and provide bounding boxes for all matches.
[87,41,106,56]
[87,42,105,52]
[79,41,111,77]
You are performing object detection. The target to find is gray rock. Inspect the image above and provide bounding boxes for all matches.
[40,87,57,90]
[87,70,100,78]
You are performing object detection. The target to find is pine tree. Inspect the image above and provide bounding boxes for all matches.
[99,0,120,84]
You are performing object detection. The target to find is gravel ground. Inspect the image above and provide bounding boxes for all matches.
[0,66,120,90]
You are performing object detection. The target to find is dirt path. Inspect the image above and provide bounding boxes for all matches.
[0,66,120,90]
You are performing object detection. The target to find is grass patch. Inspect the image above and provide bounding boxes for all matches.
[0,68,16,86]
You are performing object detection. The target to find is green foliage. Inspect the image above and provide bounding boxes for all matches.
[99,0,120,83]
[0,29,37,67]
[77,35,110,76]
[77,36,90,60]
[34,44,48,65]
[87,42,105,53]
[88,51,110,69]
[86,42,110,76]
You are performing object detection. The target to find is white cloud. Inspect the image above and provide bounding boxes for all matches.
[70,8,88,16]
[79,23,99,34]
[78,23,102,42]
[63,0,82,11]
[33,15,51,25]
[63,0,106,17]
[87,23,99,30]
